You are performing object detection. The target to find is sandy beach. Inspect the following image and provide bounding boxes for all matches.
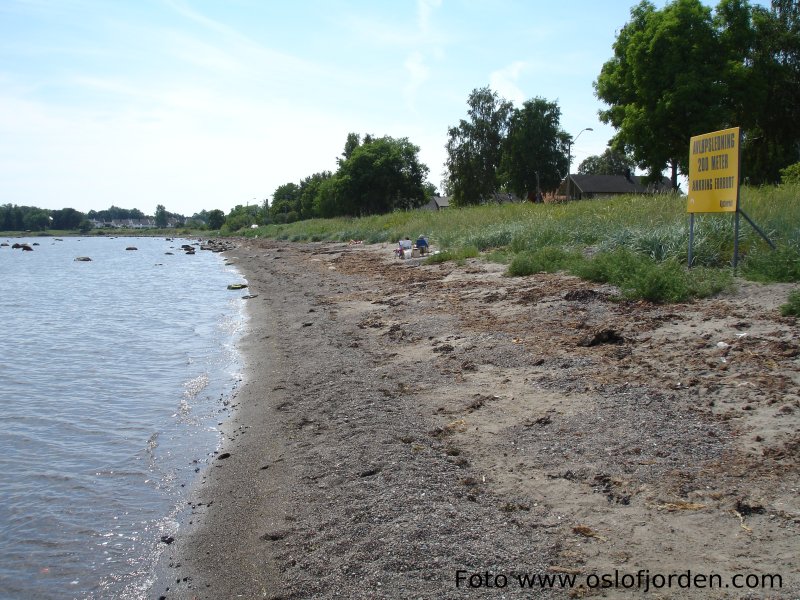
[154,239,799,599]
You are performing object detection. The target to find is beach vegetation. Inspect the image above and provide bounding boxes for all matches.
[780,289,800,317]
[241,184,798,302]
[508,247,581,276]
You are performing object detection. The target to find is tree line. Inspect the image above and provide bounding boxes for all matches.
[254,94,571,222]
[0,203,190,233]
[244,133,433,229]
[6,0,796,232]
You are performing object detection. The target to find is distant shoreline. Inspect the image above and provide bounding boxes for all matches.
[0,229,215,238]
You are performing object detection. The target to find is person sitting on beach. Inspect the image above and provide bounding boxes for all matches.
[396,237,413,258]
[415,235,429,255]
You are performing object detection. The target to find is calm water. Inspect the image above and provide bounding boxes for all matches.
[0,236,246,599]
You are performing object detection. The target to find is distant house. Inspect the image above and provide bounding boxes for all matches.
[424,196,450,211]
[123,218,157,229]
[487,192,523,204]
[88,218,159,229]
[560,174,674,200]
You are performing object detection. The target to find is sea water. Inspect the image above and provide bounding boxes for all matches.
[0,236,246,599]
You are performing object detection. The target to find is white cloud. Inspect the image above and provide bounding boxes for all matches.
[489,61,527,106]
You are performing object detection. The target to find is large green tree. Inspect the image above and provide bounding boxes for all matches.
[23,209,50,231]
[445,87,513,205]
[50,207,84,230]
[737,0,800,182]
[207,209,225,230]
[340,133,361,163]
[298,171,332,219]
[501,98,570,199]
[578,148,637,176]
[155,204,168,228]
[90,205,145,221]
[270,182,302,223]
[595,0,727,188]
[333,136,429,216]
[223,204,260,231]
[314,175,346,219]
[597,0,800,186]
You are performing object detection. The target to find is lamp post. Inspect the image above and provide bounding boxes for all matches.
[567,127,593,200]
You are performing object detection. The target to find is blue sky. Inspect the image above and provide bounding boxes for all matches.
[0,0,766,217]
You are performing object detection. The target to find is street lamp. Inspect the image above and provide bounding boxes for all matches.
[567,127,593,200]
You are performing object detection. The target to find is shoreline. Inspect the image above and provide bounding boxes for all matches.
[152,240,291,598]
[154,239,799,599]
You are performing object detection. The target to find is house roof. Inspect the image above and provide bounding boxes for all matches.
[569,174,672,195]
[426,196,450,209]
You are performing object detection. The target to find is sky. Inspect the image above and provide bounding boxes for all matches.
[0,0,768,217]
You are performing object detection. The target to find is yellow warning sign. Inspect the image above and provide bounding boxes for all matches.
[687,127,740,213]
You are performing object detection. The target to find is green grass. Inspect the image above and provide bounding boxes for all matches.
[424,245,479,265]
[234,184,800,302]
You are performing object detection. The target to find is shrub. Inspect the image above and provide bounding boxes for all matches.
[572,247,641,284]
[572,249,732,303]
[780,162,800,184]
[623,260,691,303]
[507,247,580,277]
[780,290,800,316]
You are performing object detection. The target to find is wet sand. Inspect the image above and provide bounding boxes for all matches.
[154,239,799,599]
